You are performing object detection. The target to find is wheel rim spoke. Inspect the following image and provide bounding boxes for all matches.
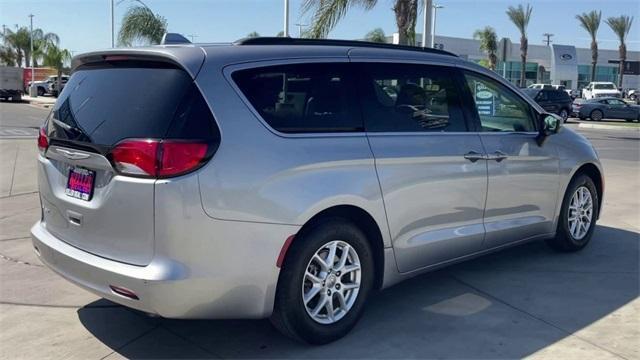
[303,285,322,304]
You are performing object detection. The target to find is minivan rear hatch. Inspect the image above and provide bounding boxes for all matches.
[38,51,219,266]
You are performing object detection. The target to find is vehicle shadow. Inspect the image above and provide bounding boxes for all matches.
[78,225,639,359]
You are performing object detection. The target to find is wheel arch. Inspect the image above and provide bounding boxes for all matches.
[281,205,386,291]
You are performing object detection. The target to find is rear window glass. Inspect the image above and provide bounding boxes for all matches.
[232,63,362,133]
[47,63,218,147]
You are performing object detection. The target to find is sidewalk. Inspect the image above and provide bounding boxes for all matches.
[21,95,57,108]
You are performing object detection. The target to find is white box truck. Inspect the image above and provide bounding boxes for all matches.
[0,67,23,102]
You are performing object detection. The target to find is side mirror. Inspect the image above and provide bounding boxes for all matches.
[536,113,562,146]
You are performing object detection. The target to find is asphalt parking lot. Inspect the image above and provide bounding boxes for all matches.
[0,102,638,359]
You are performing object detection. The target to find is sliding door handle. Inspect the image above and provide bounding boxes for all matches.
[463,151,485,163]
[488,151,508,162]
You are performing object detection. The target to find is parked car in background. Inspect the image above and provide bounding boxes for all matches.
[627,89,638,103]
[0,66,23,102]
[527,83,553,90]
[582,82,621,100]
[28,78,50,96]
[523,88,573,122]
[574,97,640,122]
[32,38,604,344]
[47,75,69,96]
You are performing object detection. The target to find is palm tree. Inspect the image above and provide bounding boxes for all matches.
[1,27,58,67]
[576,11,601,83]
[365,28,387,43]
[302,0,419,45]
[605,15,634,88]
[118,5,167,46]
[473,26,498,70]
[31,29,60,67]
[247,31,260,38]
[42,44,71,97]
[1,27,30,67]
[506,3,533,87]
[0,46,17,66]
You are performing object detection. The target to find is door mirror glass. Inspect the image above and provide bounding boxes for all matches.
[536,113,561,145]
[543,114,561,133]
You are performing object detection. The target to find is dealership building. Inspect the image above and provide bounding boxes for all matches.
[388,34,640,91]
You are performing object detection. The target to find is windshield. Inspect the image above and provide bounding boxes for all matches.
[594,83,616,90]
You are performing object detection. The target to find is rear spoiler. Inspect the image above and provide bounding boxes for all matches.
[71,46,206,79]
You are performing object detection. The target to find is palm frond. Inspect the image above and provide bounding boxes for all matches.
[576,11,601,40]
[506,3,532,36]
[605,15,634,43]
[118,5,168,46]
[302,0,377,39]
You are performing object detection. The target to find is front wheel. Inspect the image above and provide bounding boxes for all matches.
[546,174,599,252]
[590,109,603,121]
[271,219,374,344]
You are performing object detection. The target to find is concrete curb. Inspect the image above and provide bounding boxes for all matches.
[578,122,640,131]
[21,96,56,109]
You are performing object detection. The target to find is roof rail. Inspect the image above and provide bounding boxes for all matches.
[234,37,457,57]
[161,33,191,45]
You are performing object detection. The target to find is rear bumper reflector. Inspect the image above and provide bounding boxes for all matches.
[109,285,140,300]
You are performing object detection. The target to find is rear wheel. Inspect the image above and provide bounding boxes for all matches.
[37,87,45,97]
[590,109,603,121]
[546,174,599,252]
[271,219,374,344]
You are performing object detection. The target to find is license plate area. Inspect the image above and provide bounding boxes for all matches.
[65,167,95,201]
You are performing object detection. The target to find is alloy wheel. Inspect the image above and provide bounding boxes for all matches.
[302,240,361,325]
[568,186,593,240]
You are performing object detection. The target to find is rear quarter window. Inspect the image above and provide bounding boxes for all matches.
[232,63,362,133]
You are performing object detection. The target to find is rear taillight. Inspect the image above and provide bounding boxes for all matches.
[109,138,211,178]
[37,127,48,155]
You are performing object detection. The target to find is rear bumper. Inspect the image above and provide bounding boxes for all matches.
[31,219,297,319]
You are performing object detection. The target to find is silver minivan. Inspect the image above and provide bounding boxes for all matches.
[31,38,603,344]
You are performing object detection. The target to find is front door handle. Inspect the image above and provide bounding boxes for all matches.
[487,151,508,162]
[464,151,485,163]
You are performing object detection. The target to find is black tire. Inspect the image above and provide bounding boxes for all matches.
[590,109,603,121]
[546,174,599,252]
[37,87,45,97]
[271,218,375,344]
[559,109,569,122]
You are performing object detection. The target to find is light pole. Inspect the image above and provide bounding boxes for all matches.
[111,0,115,47]
[283,0,289,37]
[431,4,443,49]
[422,0,432,48]
[29,14,35,97]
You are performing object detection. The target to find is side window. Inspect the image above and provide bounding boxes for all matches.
[232,63,361,133]
[464,72,537,132]
[358,63,468,132]
[606,99,624,105]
